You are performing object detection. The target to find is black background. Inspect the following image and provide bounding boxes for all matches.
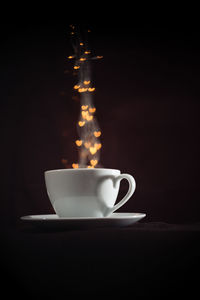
[1,18,200,225]
[1,12,200,298]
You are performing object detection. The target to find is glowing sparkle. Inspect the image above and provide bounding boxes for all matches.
[88,87,95,92]
[67,25,102,169]
[94,143,102,150]
[75,140,82,146]
[72,163,79,169]
[81,111,89,119]
[89,147,97,155]
[84,142,91,149]
[78,121,85,127]
[81,105,88,110]
[78,87,88,93]
[84,80,90,85]
[86,115,93,121]
[89,107,96,113]
[90,159,98,167]
[74,85,80,89]
[94,131,101,137]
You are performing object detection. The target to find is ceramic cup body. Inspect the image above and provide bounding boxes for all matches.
[45,168,136,218]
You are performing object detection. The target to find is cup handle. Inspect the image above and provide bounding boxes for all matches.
[105,174,136,217]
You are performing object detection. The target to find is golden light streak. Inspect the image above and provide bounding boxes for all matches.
[90,159,98,167]
[89,107,96,113]
[78,121,85,127]
[81,105,88,110]
[72,163,79,169]
[94,131,101,137]
[68,25,102,169]
[75,140,82,146]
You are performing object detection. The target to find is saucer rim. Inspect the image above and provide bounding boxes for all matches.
[21,212,146,222]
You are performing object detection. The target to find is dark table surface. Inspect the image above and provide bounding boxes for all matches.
[1,221,200,298]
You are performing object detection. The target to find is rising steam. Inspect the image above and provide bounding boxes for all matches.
[68,25,103,168]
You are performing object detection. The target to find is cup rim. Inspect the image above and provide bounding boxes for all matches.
[45,168,120,174]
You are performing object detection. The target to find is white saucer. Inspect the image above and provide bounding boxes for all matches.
[20,213,146,229]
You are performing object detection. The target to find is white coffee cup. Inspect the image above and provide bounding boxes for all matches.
[44,168,136,218]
